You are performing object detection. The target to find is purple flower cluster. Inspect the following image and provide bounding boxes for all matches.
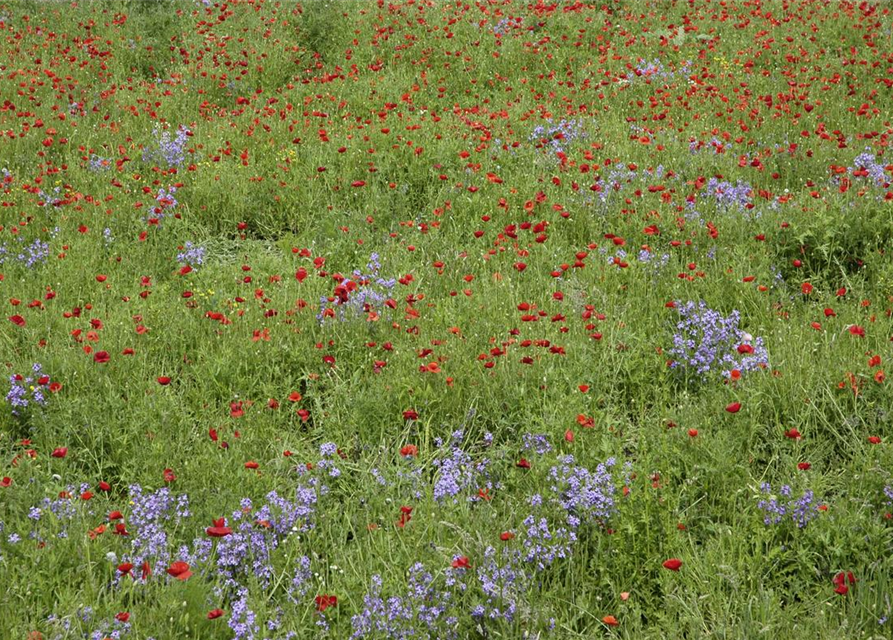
[491,17,513,36]
[0,238,50,269]
[528,119,587,155]
[142,124,190,168]
[547,455,619,528]
[432,431,494,504]
[5,363,51,416]
[521,433,553,456]
[317,253,397,324]
[124,485,190,575]
[351,566,458,639]
[317,442,342,478]
[287,555,313,604]
[668,300,769,379]
[637,248,670,270]
[472,546,525,623]
[88,615,131,640]
[154,186,179,218]
[176,241,206,268]
[37,186,65,207]
[217,485,321,588]
[757,483,820,528]
[228,587,259,640]
[89,155,113,172]
[704,177,752,210]
[850,149,889,187]
[520,514,575,572]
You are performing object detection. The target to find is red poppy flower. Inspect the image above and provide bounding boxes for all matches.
[868,436,881,445]
[94,351,110,363]
[451,556,470,569]
[9,315,25,327]
[207,609,225,620]
[0,477,11,488]
[397,505,413,528]
[500,531,515,541]
[162,468,176,483]
[166,561,192,581]
[51,447,68,458]
[98,481,111,491]
[115,612,130,623]
[784,428,802,440]
[117,563,134,576]
[725,402,741,413]
[832,572,855,595]
[157,376,171,385]
[602,615,619,627]
[662,558,682,571]
[109,511,124,521]
[206,518,233,537]
[244,461,259,469]
[315,594,337,612]
[402,409,418,421]
[516,458,531,469]
[400,445,418,457]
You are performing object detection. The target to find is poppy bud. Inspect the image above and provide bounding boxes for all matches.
[662,558,682,571]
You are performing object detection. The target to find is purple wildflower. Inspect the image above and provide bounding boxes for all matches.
[757,483,820,528]
[142,125,190,168]
[176,241,206,268]
[668,301,769,380]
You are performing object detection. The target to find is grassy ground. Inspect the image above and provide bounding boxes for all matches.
[1,0,892,638]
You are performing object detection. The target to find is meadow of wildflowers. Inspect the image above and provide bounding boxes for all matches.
[1,1,893,638]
